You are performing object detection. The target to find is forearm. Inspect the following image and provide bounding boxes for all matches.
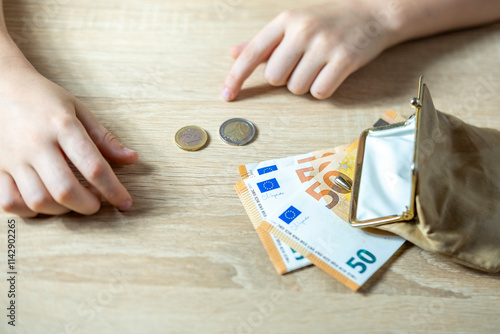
[0,0,31,66]
[0,0,5,32]
[389,0,500,45]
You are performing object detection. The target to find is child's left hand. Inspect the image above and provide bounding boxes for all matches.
[222,1,398,101]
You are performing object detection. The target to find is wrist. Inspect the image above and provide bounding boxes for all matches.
[384,1,421,46]
[0,34,33,72]
[363,0,413,49]
[344,0,412,51]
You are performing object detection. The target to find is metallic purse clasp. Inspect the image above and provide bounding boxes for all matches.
[348,76,426,228]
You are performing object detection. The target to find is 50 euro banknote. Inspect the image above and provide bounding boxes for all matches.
[235,110,406,275]
[256,148,406,291]
[238,110,406,180]
[235,143,357,273]
[238,144,350,179]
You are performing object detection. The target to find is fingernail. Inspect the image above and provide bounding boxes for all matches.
[118,200,132,212]
[123,147,136,154]
[221,87,232,101]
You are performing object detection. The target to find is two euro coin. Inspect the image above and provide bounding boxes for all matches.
[219,118,256,146]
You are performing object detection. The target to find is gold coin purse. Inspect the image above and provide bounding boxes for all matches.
[348,77,424,228]
[346,76,500,273]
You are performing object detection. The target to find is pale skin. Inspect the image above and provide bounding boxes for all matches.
[222,0,500,101]
[0,0,138,217]
[1,2,500,218]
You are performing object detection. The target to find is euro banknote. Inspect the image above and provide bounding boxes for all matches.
[235,110,406,275]
[235,146,355,273]
[257,180,405,290]
[238,110,406,180]
[238,144,351,179]
[239,139,405,290]
[258,145,405,290]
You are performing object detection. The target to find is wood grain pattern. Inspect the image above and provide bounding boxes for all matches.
[1,0,499,333]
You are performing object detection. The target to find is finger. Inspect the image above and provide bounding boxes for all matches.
[309,57,353,100]
[222,22,285,101]
[74,99,138,165]
[263,35,305,87]
[86,183,102,200]
[286,52,327,95]
[0,173,37,217]
[57,118,133,211]
[11,166,70,215]
[33,148,102,215]
[229,42,249,59]
[230,40,275,62]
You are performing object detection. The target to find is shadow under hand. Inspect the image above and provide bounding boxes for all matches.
[23,160,163,231]
[234,84,285,102]
[236,23,500,107]
[330,23,500,108]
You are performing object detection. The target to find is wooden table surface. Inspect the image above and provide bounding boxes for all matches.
[1,0,500,333]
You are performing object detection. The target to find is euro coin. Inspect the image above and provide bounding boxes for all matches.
[219,118,256,146]
[175,125,208,151]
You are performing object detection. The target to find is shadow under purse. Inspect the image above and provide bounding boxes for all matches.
[348,77,500,273]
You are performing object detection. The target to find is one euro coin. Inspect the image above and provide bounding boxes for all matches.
[175,125,208,151]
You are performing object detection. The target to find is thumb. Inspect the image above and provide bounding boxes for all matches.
[74,99,139,165]
[229,41,249,59]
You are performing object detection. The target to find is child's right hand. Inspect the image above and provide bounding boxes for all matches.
[0,58,138,217]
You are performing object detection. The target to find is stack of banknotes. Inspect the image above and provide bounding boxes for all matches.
[235,110,407,291]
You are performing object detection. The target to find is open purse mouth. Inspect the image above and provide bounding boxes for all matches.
[349,76,426,228]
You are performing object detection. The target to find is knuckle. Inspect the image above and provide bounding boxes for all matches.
[264,68,283,87]
[103,131,119,146]
[337,50,355,68]
[23,132,44,147]
[334,44,358,69]
[311,35,336,55]
[287,82,307,95]
[28,194,51,212]
[239,42,260,64]
[87,161,106,181]
[53,184,74,204]
[314,31,330,43]
[91,128,118,147]
[102,183,128,206]
[108,188,125,203]
[82,200,101,216]
[0,197,17,213]
[53,114,76,131]
[293,18,319,39]
[277,9,297,22]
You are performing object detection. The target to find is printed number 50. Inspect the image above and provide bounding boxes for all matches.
[346,249,376,274]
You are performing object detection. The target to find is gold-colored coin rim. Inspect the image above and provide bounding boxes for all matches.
[175,125,208,151]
